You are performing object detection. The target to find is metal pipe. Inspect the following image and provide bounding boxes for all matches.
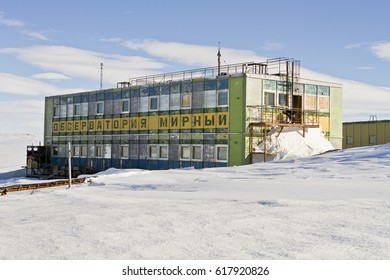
[68,142,72,188]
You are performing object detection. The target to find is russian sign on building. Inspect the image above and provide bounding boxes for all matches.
[53,112,228,133]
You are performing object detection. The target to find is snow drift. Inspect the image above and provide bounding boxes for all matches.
[0,137,389,259]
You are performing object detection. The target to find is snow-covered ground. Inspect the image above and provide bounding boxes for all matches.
[0,134,389,259]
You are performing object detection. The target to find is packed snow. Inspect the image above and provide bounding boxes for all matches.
[254,127,335,160]
[0,133,389,260]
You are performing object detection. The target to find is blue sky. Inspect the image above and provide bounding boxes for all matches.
[1,0,390,133]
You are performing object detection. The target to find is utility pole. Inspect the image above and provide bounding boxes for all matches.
[68,142,72,188]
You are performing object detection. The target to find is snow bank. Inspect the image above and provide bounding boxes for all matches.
[255,127,334,160]
[1,144,389,260]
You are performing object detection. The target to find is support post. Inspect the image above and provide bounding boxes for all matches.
[68,142,72,188]
[249,125,253,164]
[263,127,267,162]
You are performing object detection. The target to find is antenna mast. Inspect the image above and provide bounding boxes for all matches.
[217,42,221,76]
[100,62,103,90]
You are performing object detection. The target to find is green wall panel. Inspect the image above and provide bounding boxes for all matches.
[44,97,53,146]
[228,76,245,166]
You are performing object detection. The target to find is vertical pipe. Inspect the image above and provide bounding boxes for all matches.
[68,142,72,188]
[100,63,103,90]
[217,42,221,76]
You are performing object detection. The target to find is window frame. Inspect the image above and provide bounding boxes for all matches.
[149,96,159,111]
[180,145,190,160]
[96,101,104,115]
[74,104,81,116]
[181,92,191,108]
[73,145,80,157]
[159,145,168,159]
[148,145,158,159]
[53,106,60,117]
[95,145,103,157]
[80,145,88,157]
[216,145,228,162]
[264,92,275,106]
[120,145,129,158]
[192,145,203,161]
[217,90,228,106]
[121,99,129,113]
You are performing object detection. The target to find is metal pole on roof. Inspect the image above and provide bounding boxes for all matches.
[100,63,103,90]
[217,42,221,76]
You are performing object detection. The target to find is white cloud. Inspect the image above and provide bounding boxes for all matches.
[101,37,124,43]
[21,30,50,41]
[357,66,374,70]
[344,42,363,49]
[124,39,264,66]
[371,42,390,61]
[30,72,71,80]
[0,99,44,134]
[0,45,167,86]
[0,13,25,27]
[0,72,61,96]
[260,40,285,51]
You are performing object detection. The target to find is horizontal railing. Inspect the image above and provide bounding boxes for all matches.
[246,105,319,126]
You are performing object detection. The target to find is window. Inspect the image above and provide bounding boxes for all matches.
[159,146,168,159]
[264,80,276,91]
[53,106,59,117]
[74,104,81,116]
[217,91,228,106]
[180,146,190,159]
[192,146,202,160]
[217,146,228,161]
[95,145,103,157]
[217,79,228,90]
[96,102,104,114]
[149,145,158,158]
[121,100,129,112]
[369,135,376,145]
[149,97,158,110]
[81,146,87,157]
[265,92,275,106]
[73,145,80,156]
[121,145,129,158]
[346,136,353,145]
[52,146,59,156]
[181,93,191,108]
[279,93,287,106]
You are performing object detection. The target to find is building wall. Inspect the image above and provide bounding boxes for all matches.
[343,120,390,148]
[329,86,343,149]
[44,72,342,173]
[45,77,233,173]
